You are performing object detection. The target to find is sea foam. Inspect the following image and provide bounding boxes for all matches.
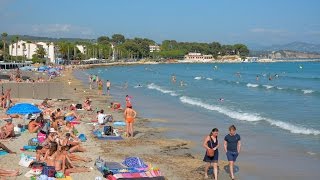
[147,83,178,96]
[263,85,274,89]
[194,76,202,80]
[302,89,314,94]
[247,83,259,88]
[179,96,320,136]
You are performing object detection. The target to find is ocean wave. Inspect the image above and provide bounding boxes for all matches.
[194,76,202,80]
[206,78,213,81]
[147,83,178,96]
[179,96,320,136]
[276,87,283,90]
[263,85,274,89]
[302,89,314,94]
[247,83,259,88]
[134,85,143,88]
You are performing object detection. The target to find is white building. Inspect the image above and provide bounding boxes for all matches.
[76,45,86,54]
[184,52,213,62]
[9,40,55,63]
[149,45,160,53]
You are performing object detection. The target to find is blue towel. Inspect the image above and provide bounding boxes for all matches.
[0,150,8,156]
[113,121,126,126]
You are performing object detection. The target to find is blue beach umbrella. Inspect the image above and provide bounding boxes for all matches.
[6,103,42,115]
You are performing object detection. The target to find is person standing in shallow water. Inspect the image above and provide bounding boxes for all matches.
[224,125,241,180]
[106,80,111,96]
[203,128,219,180]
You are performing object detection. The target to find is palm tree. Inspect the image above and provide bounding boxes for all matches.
[1,32,8,60]
[11,39,15,61]
[26,40,32,59]
[22,43,26,62]
[15,36,19,61]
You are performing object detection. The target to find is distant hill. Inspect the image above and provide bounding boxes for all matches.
[6,35,95,43]
[250,42,320,53]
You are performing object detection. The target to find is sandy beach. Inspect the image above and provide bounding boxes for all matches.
[0,68,233,180]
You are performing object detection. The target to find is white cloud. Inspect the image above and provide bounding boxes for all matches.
[28,24,94,38]
[32,24,72,33]
[250,28,286,33]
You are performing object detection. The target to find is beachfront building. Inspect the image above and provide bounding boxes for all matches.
[9,40,55,63]
[76,45,86,54]
[184,52,213,62]
[149,45,160,53]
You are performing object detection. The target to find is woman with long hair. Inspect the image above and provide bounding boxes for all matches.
[203,128,219,179]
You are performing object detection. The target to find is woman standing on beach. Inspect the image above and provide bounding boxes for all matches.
[203,128,219,180]
[98,80,103,96]
[124,106,137,137]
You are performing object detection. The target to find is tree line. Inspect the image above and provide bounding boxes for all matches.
[1,32,249,63]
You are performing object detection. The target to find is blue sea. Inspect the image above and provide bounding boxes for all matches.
[75,62,320,179]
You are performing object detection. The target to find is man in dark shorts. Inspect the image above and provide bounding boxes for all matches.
[224,125,241,180]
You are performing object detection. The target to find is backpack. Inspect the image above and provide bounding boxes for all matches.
[37,131,47,144]
[76,104,82,109]
[28,138,40,146]
[78,134,87,142]
[42,166,56,177]
[103,126,113,136]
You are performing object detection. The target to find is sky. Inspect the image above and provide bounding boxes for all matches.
[0,0,320,46]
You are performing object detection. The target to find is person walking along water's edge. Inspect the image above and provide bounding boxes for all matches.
[203,128,219,179]
[224,125,241,180]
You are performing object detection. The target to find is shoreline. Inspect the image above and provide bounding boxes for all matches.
[71,59,320,70]
[65,69,234,179]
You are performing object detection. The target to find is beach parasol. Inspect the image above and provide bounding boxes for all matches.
[6,103,42,115]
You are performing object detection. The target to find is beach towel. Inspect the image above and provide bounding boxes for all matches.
[113,122,126,126]
[23,145,37,151]
[0,150,8,156]
[19,155,34,167]
[97,136,123,141]
[93,130,103,138]
[104,162,126,170]
[123,157,148,169]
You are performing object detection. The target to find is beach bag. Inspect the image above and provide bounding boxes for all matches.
[207,138,215,157]
[19,155,34,167]
[76,104,82,109]
[104,126,113,136]
[37,131,47,144]
[122,157,148,168]
[28,138,40,146]
[78,134,87,142]
[42,166,56,177]
[93,130,103,138]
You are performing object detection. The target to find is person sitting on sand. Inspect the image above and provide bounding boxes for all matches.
[83,97,92,111]
[60,133,86,153]
[40,98,52,108]
[110,102,121,110]
[47,128,60,144]
[124,106,137,138]
[0,169,20,178]
[50,113,65,131]
[0,119,15,139]
[43,142,59,166]
[55,108,64,120]
[54,146,90,176]
[0,142,16,154]
[65,108,80,122]
[61,122,78,139]
[28,117,42,133]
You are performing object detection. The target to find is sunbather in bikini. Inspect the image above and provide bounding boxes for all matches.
[0,119,15,139]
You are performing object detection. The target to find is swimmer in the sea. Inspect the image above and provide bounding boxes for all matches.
[180,80,184,87]
[171,74,176,83]
[219,98,224,102]
[256,75,259,81]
